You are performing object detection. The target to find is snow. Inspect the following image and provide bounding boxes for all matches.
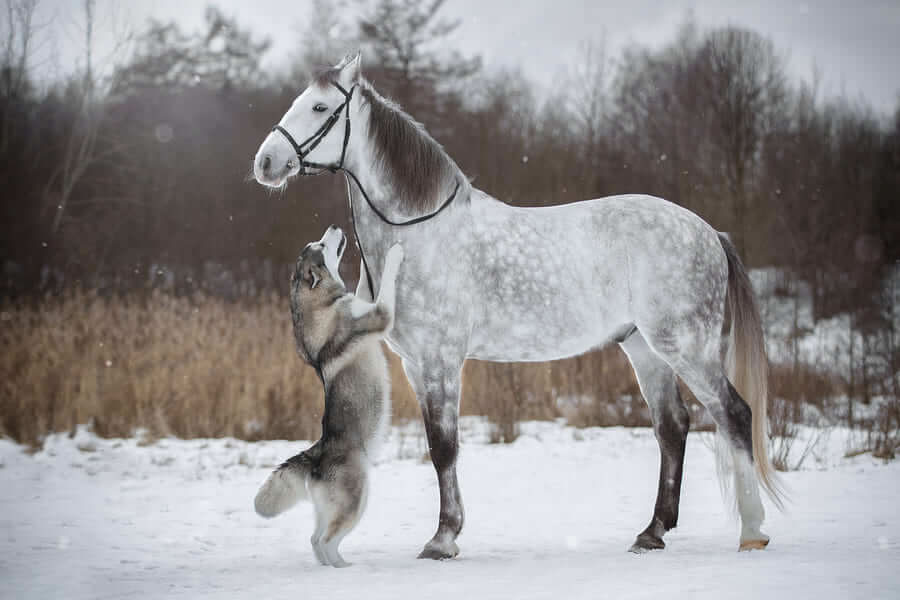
[2,420,899,599]
[754,265,900,381]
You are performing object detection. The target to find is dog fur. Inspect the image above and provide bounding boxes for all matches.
[254,225,403,567]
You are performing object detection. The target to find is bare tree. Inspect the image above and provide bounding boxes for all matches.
[42,0,137,238]
[46,0,99,235]
[0,0,40,155]
[612,23,715,210]
[564,38,619,194]
[289,0,360,81]
[693,27,787,258]
[567,40,610,155]
[358,0,480,116]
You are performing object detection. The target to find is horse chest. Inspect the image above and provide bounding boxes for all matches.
[388,271,471,362]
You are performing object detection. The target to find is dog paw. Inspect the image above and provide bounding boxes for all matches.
[386,243,404,268]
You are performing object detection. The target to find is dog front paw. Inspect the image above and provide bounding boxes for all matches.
[385,243,404,270]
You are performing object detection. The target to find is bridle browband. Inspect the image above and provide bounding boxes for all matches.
[271,80,461,297]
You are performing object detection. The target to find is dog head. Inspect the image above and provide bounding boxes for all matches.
[292,225,347,297]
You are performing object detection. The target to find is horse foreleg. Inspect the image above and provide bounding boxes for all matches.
[621,332,690,553]
[403,358,465,559]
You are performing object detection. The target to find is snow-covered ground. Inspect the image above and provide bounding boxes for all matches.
[2,420,898,599]
[753,265,900,381]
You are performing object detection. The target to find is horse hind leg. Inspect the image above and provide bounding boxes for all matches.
[723,380,770,550]
[620,332,690,553]
[660,347,769,551]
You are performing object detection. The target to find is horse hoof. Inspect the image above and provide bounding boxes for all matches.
[417,540,460,560]
[628,533,666,554]
[739,538,770,551]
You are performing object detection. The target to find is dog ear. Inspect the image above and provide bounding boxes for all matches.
[307,265,321,289]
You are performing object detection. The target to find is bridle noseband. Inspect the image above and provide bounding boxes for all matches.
[271,80,462,296]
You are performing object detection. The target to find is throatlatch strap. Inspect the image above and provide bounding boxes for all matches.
[345,173,461,298]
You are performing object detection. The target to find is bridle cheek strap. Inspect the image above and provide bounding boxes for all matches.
[271,81,355,173]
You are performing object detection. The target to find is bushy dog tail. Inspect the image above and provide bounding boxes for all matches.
[254,451,315,518]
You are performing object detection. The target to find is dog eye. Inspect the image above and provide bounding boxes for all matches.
[313,103,327,112]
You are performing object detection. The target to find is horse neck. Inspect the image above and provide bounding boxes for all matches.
[342,137,474,297]
[339,140,395,296]
[341,97,468,225]
[341,138,393,261]
[342,138,392,227]
[341,127,462,241]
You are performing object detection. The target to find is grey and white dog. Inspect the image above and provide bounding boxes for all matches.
[254,225,404,567]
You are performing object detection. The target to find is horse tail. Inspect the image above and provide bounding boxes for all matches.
[718,234,785,509]
[254,450,315,518]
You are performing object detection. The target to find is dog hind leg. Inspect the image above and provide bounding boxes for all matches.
[320,465,368,568]
[309,483,329,565]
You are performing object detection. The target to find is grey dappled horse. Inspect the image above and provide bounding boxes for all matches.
[253,53,782,559]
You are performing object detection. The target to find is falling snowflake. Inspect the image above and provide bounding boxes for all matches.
[154,124,174,144]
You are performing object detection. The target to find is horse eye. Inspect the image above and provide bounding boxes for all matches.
[313,103,328,112]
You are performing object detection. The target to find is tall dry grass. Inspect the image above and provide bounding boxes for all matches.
[6,291,883,465]
[0,291,421,445]
[1,291,644,446]
[10,290,878,464]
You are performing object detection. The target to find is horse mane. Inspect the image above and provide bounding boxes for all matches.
[358,84,468,217]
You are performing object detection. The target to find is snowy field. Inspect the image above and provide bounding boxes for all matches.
[2,420,898,600]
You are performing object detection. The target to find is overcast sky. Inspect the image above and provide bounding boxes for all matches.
[32,0,900,115]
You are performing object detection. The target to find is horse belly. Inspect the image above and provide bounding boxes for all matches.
[465,206,631,362]
[467,297,625,362]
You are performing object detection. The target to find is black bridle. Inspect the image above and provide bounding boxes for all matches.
[271,81,355,174]
[271,80,461,296]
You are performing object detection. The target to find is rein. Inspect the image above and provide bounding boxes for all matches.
[272,81,461,297]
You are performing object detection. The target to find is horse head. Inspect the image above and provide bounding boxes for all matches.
[254,52,361,187]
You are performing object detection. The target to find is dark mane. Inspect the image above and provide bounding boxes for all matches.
[359,85,467,217]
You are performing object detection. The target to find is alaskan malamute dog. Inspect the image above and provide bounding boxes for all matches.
[254,225,403,567]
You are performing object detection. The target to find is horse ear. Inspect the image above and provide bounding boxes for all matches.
[338,51,361,86]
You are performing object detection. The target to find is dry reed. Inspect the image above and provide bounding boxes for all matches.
[1,292,645,446]
[0,291,418,445]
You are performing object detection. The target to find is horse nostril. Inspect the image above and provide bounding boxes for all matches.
[261,155,271,172]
